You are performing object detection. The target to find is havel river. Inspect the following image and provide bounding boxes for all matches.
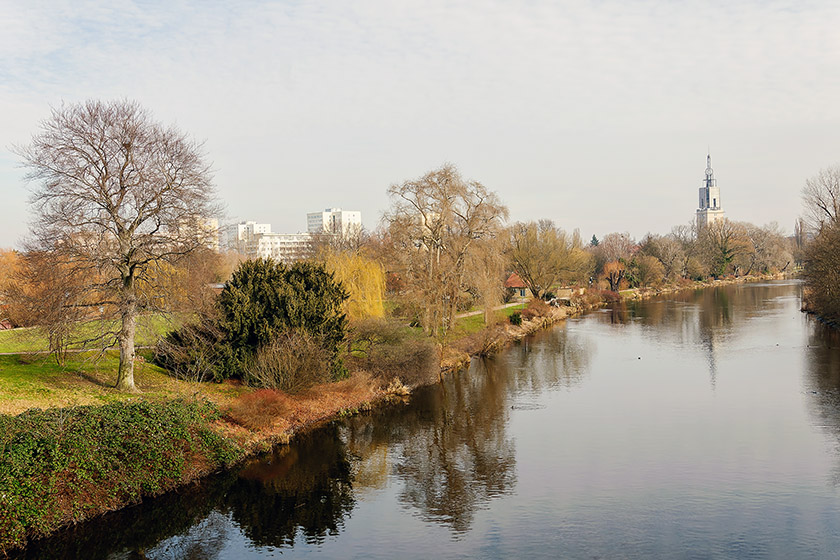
[18,280,840,559]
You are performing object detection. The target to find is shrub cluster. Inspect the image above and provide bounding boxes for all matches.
[521,298,551,321]
[156,259,349,388]
[0,400,243,553]
[347,318,438,388]
[246,332,334,393]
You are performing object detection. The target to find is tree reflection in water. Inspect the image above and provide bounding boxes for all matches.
[339,329,593,535]
[224,426,355,548]
[341,358,516,534]
[803,321,840,485]
[506,325,592,393]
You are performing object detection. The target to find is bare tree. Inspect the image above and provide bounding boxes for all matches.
[802,222,840,322]
[15,100,218,391]
[507,220,592,299]
[697,218,749,277]
[591,231,636,274]
[738,221,792,275]
[639,234,685,280]
[5,251,91,364]
[383,164,508,338]
[803,165,840,232]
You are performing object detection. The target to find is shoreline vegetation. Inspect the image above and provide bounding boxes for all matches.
[0,102,816,555]
[0,272,786,554]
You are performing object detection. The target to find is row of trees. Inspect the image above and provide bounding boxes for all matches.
[2,99,803,393]
[801,166,840,324]
[585,219,793,291]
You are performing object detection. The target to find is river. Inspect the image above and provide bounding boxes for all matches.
[17,280,840,559]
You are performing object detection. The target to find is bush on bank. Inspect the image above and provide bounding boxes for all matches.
[0,399,244,553]
[156,258,350,387]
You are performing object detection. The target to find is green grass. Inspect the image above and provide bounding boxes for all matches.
[450,304,526,338]
[0,313,187,354]
[0,349,247,416]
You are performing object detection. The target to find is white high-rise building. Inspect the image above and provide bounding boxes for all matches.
[696,154,725,230]
[221,220,314,263]
[252,232,315,263]
[307,208,362,237]
[221,221,271,252]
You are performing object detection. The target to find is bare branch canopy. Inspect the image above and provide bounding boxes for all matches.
[16,99,219,391]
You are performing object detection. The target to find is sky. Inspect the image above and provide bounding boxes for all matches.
[2,0,840,248]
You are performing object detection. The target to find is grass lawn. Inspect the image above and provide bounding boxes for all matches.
[0,313,187,354]
[0,349,248,416]
[450,304,525,338]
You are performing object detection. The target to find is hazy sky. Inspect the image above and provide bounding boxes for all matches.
[2,0,840,248]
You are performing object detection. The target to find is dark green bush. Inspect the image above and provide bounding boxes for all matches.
[0,400,243,553]
[156,258,349,384]
[509,312,522,326]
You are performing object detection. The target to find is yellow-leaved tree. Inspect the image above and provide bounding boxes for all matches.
[324,251,385,319]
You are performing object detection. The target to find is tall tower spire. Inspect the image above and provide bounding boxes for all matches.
[696,152,725,230]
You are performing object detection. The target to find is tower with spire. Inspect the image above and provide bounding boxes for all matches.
[696,153,725,230]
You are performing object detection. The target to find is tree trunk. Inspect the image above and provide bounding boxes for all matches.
[115,275,138,392]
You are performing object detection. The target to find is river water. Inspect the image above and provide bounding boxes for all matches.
[18,280,840,559]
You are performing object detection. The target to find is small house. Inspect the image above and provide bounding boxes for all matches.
[504,273,528,298]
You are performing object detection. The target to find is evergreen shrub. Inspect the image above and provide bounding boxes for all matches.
[156,258,349,385]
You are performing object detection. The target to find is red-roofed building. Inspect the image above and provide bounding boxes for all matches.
[504,272,528,298]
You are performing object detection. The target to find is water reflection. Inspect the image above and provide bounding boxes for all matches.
[224,427,355,548]
[341,358,516,534]
[803,320,840,485]
[507,326,593,393]
[599,282,802,389]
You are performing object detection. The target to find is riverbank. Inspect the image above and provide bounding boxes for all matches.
[0,274,784,554]
[0,302,580,554]
[618,272,789,302]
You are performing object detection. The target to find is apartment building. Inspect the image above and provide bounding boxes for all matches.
[306,208,362,237]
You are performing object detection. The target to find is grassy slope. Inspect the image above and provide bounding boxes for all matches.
[449,304,525,338]
[0,351,248,416]
[0,313,186,353]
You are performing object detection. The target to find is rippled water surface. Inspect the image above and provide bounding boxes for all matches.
[20,280,840,559]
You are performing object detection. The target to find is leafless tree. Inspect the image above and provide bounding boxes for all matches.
[639,234,685,280]
[802,222,840,323]
[697,218,749,277]
[591,231,636,274]
[383,164,508,338]
[803,165,840,232]
[15,100,218,391]
[507,220,592,299]
[738,222,792,275]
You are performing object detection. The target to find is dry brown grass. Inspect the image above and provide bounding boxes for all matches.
[225,389,292,431]
[220,370,380,440]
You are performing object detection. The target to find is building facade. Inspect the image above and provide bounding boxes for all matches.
[221,220,315,263]
[696,154,725,230]
[307,208,362,236]
[252,232,314,263]
[221,221,271,253]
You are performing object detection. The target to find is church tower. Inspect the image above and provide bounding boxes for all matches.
[696,153,725,230]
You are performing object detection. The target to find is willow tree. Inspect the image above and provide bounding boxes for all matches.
[323,250,386,319]
[16,100,217,391]
[384,164,508,337]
